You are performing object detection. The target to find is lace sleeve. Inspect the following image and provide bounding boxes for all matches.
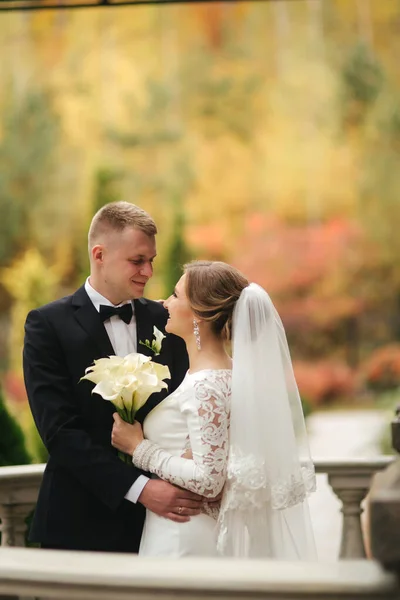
[132,374,231,498]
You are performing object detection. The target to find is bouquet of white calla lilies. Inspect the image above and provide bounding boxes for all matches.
[81,353,170,463]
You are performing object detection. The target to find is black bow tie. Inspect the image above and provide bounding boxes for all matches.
[99,303,133,325]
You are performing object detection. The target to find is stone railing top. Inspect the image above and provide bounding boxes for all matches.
[0,463,45,480]
[0,457,393,479]
[0,548,398,599]
[313,457,394,475]
[0,459,393,499]
[0,464,45,505]
[0,463,45,490]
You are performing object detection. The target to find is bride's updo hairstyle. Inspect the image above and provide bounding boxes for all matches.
[183,261,249,341]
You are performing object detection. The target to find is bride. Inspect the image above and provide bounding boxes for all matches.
[111,260,317,559]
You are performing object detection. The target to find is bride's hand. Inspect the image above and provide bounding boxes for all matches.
[111,413,144,455]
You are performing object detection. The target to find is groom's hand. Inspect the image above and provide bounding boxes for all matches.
[138,480,202,523]
[206,489,223,510]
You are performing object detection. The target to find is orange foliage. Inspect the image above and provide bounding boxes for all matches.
[362,344,400,391]
[3,371,28,404]
[294,360,358,405]
[194,3,249,50]
[187,223,228,259]
[195,4,225,49]
[232,214,367,331]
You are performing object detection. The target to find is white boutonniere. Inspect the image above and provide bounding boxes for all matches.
[139,326,166,356]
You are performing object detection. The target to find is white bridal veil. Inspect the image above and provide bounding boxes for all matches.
[217,283,317,559]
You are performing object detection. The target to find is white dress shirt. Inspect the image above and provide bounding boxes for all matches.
[85,278,149,504]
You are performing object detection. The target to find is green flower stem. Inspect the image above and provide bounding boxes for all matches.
[117,407,128,421]
[115,403,137,465]
[117,450,132,465]
[126,408,134,424]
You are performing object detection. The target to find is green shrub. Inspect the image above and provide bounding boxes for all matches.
[301,396,313,420]
[0,386,31,466]
[30,420,48,463]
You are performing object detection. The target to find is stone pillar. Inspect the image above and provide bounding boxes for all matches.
[369,408,400,578]
[369,460,400,576]
[331,485,368,559]
[0,464,44,549]
[0,504,35,547]
[314,458,393,560]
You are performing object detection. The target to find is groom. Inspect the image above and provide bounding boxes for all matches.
[23,201,202,552]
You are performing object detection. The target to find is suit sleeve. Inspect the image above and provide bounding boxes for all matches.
[23,308,141,511]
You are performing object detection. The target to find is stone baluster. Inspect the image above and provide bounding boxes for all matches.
[328,474,370,558]
[314,458,393,560]
[0,465,43,548]
[0,503,35,548]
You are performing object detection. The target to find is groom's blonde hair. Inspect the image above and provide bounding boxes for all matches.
[184,261,249,341]
[88,201,157,251]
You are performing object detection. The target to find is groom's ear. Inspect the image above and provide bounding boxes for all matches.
[92,245,103,263]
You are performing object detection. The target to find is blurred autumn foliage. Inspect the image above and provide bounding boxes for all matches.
[1,0,400,452]
[293,361,358,407]
[362,345,400,392]
[191,214,372,405]
[233,215,365,332]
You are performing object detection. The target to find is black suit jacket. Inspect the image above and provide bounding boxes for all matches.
[23,285,188,552]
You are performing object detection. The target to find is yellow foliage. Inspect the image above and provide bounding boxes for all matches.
[3,0,398,242]
[1,249,61,373]
[0,0,399,291]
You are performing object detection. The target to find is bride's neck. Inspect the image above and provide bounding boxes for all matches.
[184,332,231,373]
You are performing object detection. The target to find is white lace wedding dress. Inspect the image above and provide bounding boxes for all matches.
[133,369,231,557]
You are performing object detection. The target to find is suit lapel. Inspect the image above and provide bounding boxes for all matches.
[134,298,155,358]
[72,286,114,358]
[134,298,169,421]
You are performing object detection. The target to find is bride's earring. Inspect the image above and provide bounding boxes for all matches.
[193,319,201,351]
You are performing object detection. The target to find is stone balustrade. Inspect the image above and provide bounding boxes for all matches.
[0,457,394,559]
[0,547,398,600]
